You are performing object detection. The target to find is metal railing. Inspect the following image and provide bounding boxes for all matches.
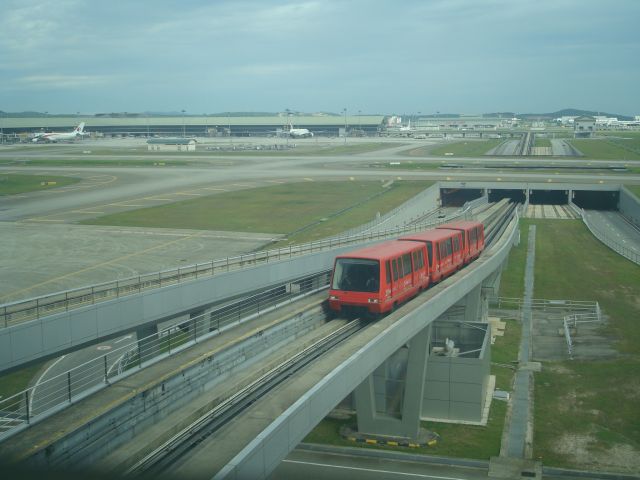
[0,271,330,441]
[1,201,477,328]
[491,297,600,314]
[563,307,602,357]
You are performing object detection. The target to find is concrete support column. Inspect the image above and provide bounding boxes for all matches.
[136,323,159,363]
[463,284,483,323]
[355,324,431,440]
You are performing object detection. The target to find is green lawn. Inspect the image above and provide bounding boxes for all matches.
[568,138,640,160]
[427,139,503,157]
[527,219,640,471]
[0,174,80,195]
[626,185,640,199]
[80,180,434,244]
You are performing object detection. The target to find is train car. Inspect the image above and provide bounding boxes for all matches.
[328,240,429,316]
[398,229,464,283]
[436,220,485,264]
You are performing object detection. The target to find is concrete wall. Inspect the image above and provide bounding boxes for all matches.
[422,322,491,423]
[619,186,640,227]
[0,243,376,373]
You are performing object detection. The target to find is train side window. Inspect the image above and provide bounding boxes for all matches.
[402,253,412,275]
[453,236,460,252]
[440,242,447,259]
[470,228,477,244]
[427,242,434,264]
[413,250,424,270]
[392,258,399,281]
[446,238,453,256]
[386,260,392,284]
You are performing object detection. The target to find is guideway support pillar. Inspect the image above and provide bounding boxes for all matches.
[354,323,431,441]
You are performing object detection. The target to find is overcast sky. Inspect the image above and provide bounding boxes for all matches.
[1,0,639,116]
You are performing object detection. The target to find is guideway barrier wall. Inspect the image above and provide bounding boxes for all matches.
[0,184,471,327]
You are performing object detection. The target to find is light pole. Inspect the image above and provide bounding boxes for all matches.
[181,110,186,137]
[343,108,347,145]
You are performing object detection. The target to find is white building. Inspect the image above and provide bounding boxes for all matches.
[147,138,196,152]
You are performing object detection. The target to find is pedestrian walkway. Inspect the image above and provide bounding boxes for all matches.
[491,225,542,478]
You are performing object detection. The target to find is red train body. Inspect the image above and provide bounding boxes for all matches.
[328,222,485,317]
[328,240,429,316]
[436,220,485,264]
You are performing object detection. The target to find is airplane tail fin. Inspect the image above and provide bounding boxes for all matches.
[75,122,85,134]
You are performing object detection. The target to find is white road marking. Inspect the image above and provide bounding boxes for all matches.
[282,460,467,479]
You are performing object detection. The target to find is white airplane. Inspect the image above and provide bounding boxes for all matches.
[32,122,86,142]
[283,121,313,138]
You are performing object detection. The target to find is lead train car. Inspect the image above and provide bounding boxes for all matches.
[328,240,429,316]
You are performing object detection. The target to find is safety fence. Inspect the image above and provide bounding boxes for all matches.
[1,193,480,328]
[0,271,330,441]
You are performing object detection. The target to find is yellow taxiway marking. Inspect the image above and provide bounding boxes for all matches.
[202,187,228,191]
[303,177,314,181]
[144,198,173,201]
[231,183,254,187]
[267,180,285,183]
[1,231,204,302]
[173,192,202,196]
[109,203,145,207]
[71,210,105,214]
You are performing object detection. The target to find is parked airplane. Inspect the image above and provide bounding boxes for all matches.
[32,122,86,142]
[283,122,313,138]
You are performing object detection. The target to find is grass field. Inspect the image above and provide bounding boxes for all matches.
[626,185,640,199]
[527,219,640,472]
[0,173,80,195]
[80,180,434,244]
[568,138,640,160]
[422,139,503,157]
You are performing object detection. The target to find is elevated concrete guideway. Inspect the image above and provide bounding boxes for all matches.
[214,216,519,479]
[2,211,518,478]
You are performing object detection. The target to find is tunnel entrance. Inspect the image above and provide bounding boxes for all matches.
[529,190,568,205]
[487,189,526,203]
[440,188,484,207]
[572,190,619,210]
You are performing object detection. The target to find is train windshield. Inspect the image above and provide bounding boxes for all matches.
[332,258,380,293]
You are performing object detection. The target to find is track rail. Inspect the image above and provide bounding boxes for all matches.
[125,318,364,477]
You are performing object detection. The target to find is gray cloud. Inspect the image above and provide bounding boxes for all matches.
[1,0,638,115]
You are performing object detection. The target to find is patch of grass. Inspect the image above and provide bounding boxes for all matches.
[528,219,640,470]
[625,185,640,199]
[0,362,48,403]
[568,139,640,160]
[498,221,529,299]
[303,401,507,460]
[80,181,433,241]
[0,174,80,195]
[492,319,521,391]
[3,158,194,167]
[531,219,640,352]
[428,139,503,157]
[534,137,552,148]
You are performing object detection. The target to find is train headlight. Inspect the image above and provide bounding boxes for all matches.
[368,298,379,303]
[330,295,339,300]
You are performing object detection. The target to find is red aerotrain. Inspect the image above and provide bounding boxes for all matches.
[328,221,485,317]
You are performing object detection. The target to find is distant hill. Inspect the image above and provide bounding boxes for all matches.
[515,108,633,121]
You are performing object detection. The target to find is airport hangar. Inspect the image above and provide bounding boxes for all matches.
[1,114,386,139]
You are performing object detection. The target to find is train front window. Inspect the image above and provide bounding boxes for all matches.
[332,258,380,292]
